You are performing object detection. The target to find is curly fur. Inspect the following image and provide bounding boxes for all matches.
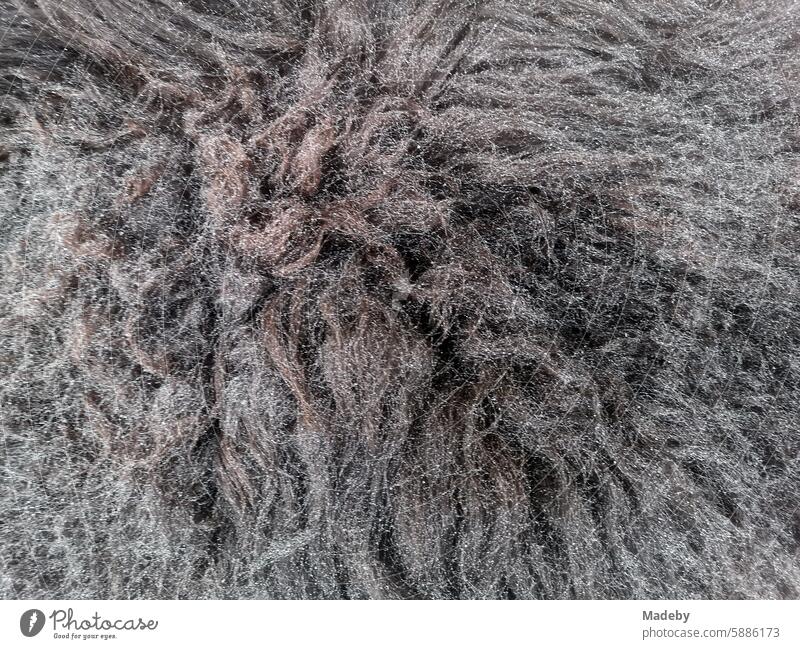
[1,0,799,599]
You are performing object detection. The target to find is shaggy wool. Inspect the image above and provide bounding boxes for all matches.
[1,0,799,599]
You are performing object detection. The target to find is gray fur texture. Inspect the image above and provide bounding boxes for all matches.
[1,0,799,598]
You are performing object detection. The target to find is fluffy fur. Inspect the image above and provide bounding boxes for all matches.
[1,0,799,599]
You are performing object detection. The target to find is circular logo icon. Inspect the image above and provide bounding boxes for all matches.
[20,609,45,637]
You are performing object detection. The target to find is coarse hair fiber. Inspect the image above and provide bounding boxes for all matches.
[1,0,799,599]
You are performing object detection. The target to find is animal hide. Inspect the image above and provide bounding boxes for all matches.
[1,0,799,598]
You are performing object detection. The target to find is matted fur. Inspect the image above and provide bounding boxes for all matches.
[1,0,799,599]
